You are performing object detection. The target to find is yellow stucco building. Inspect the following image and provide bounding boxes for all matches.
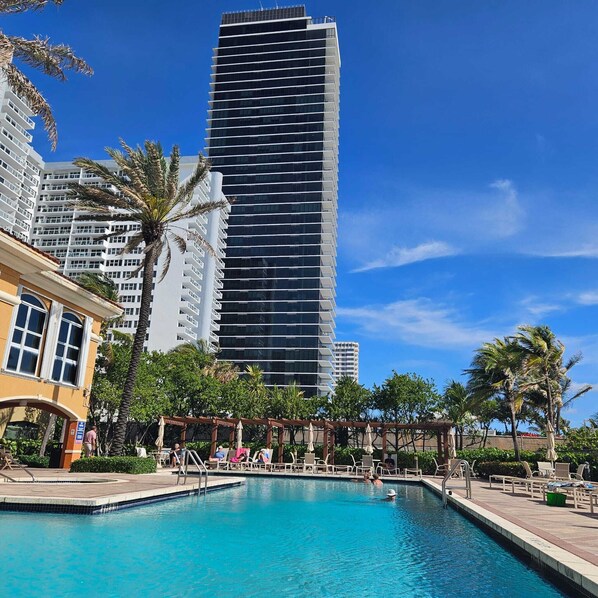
[0,230,122,467]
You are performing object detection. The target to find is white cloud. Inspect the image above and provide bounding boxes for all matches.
[337,298,498,350]
[518,296,564,318]
[532,245,598,259]
[487,179,525,237]
[577,291,598,305]
[353,241,459,272]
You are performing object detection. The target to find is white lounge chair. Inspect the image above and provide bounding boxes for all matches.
[355,454,374,475]
[377,453,399,476]
[554,462,571,480]
[303,453,317,473]
[571,463,587,481]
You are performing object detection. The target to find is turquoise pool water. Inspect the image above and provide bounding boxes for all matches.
[0,479,566,597]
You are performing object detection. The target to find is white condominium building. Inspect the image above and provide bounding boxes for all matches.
[0,77,44,242]
[333,341,359,383]
[31,159,229,352]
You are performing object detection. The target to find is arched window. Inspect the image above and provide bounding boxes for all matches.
[6,293,48,375]
[51,312,83,385]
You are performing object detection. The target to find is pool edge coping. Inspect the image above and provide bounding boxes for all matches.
[422,478,598,597]
[0,477,245,514]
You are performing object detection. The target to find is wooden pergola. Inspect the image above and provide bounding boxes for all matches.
[162,416,455,465]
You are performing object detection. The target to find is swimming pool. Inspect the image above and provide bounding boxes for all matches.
[0,479,566,597]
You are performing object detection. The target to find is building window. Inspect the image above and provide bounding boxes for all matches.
[51,312,83,385]
[6,293,47,375]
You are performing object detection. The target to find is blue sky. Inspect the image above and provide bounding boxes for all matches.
[7,1,598,425]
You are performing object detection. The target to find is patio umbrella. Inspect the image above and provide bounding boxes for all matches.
[155,417,165,451]
[546,421,557,463]
[448,428,457,459]
[236,420,243,449]
[307,423,315,453]
[364,423,374,455]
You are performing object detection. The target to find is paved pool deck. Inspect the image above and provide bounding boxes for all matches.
[423,476,598,596]
[0,468,243,514]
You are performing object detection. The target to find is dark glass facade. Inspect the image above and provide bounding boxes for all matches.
[207,7,339,394]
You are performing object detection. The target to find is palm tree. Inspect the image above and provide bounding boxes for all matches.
[69,140,228,455]
[441,380,481,450]
[465,338,526,460]
[516,325,591,431]
[1,0,92,149]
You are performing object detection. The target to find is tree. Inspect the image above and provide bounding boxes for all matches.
[77,272,122,335]
[466,338,526,460]
[372,372,440,452]
[319,377,371,446]
[440,380,480,450]
[516,325,591,433]
[70,141,228,455]
[0,0,92,149]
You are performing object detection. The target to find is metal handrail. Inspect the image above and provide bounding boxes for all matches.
[442,459,472,508]
[177,449,208,496]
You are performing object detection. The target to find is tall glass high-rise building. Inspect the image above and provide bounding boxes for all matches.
[206,6,340,395]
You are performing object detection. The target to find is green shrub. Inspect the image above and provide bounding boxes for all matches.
[17,454,50,468]
[70,457,156,474]
[477,461,526,479]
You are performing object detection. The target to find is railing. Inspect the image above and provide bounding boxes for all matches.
[0,464,36,483]
[442,459,472,508]
[177,449,208,496]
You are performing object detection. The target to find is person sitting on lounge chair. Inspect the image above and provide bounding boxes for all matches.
[230,448,248,463]
[170,443,182,468]
[257,448,270,463]
[208,446,226,468]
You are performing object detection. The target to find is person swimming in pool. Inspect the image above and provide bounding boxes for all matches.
[383,489,396,502]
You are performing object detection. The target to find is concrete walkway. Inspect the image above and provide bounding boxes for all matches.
[438,477,598,566]
[0,468,242,513]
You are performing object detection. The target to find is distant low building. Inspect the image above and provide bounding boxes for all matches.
[0,230,122,467]
[333,341,359,383]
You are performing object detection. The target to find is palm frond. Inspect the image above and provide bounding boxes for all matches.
[169,199,229,224]
[120,231,145,255]
[8,35,92,79]
[165,145,180,201]
[0,0,62,14]
[174,154,211,205]
[72,157,145,209]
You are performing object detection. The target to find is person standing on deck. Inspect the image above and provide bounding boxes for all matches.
[83,425,97,458]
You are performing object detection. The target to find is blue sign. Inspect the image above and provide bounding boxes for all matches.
[75,421,85,443]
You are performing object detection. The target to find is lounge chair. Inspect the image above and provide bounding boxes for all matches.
[332,457,353,475]
[536,461,555,477]
[355,455,374,475]
[554,462,571,480]
[315,454,331,474]
[210,448,230,470]
[571,463,587,481]
[433,457,451,477]
[0,448,17,470]
[377,453,399,476]
[229,448,252,470]
[303,453,317,473]
[251,449,273,471]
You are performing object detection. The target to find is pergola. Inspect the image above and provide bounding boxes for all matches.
[162,416,455,465]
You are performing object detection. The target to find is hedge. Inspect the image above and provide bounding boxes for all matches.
[477,461,526,479]
[70,457,156,474]
[17,454,50,468]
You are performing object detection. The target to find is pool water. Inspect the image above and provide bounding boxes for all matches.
[0,479,566,597]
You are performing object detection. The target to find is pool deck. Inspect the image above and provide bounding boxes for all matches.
[423,476,598,597]
[0,469,243,514]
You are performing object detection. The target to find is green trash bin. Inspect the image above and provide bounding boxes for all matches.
[546,491,567,507]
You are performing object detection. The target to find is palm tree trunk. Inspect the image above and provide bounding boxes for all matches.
[109,249,157,456]
[509,405,520,461]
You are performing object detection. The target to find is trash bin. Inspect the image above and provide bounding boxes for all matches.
[49,445,62,468]
[546,492,566,507]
